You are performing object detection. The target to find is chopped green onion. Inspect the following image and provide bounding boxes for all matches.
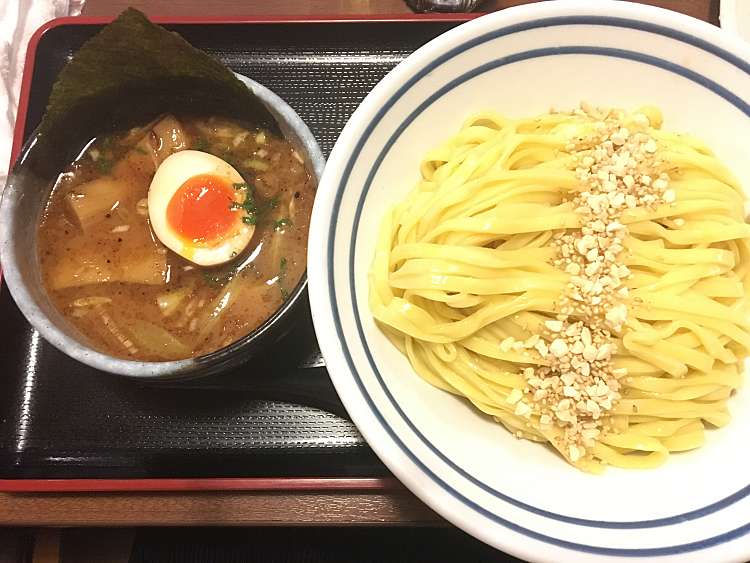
[95,158,113,173]
[193,137,209,151]
[278,257,289,299]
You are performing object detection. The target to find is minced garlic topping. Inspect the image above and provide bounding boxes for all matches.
[505,104,674,462]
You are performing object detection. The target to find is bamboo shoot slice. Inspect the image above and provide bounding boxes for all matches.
[151,115,189,164]
[65,177,129,231]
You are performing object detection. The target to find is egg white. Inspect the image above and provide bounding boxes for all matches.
[148,150,254,266]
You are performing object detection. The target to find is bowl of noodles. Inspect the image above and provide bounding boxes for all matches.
[307,1,750,561]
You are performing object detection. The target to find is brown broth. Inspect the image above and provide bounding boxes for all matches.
[37,115,315,361]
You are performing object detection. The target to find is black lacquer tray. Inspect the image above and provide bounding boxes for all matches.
[0,15,469,491]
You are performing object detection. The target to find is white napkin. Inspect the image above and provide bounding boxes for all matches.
[1,0,84,189]
[721,0,750,42]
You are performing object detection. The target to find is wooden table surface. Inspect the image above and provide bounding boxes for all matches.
[81,0,718,24]
[0,0,717,528]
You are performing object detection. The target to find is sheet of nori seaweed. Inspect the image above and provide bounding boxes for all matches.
[28,8,279,176]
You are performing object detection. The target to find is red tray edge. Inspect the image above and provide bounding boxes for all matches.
[5,12,474,495]
[0,477,402,493]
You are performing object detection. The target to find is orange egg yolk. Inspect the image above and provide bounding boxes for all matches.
[166,174,238,243]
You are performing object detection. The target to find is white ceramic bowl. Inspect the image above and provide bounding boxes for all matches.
[308,1,750,561]
[0,73,324,379]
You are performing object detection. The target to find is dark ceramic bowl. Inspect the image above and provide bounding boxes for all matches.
[0,74,324,379]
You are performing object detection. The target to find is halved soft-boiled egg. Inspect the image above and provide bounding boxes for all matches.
[148,150,254,266]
